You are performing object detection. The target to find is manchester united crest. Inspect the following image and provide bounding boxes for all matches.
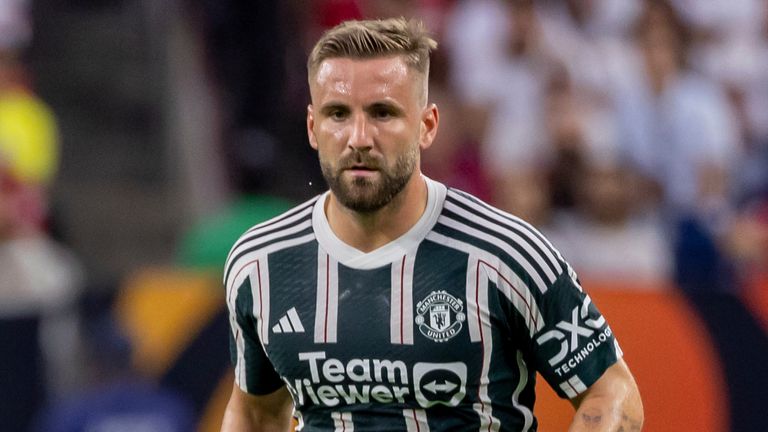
[415,291,466,342]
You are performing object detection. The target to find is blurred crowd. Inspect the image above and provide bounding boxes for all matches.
[1,0,767,430]
[0,0,85,430]
[206,0,768,289]
[0,1,195,431]
[425,0,768,290]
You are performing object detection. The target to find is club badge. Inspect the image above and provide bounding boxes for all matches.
[415,290,465,342]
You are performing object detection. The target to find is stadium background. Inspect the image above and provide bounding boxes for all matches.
[0,0,766,431]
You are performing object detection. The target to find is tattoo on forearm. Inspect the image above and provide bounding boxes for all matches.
[615,412,642,431]
[579,408,603,429]
[578,409,642,431]
[581,411,603,426]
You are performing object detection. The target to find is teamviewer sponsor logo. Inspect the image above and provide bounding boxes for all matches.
[287,352,468,409]
[535,296,610,376]
[289,352,412,407]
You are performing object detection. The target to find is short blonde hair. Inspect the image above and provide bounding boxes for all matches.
[307,18,437,81]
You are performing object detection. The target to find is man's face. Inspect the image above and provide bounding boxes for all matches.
[307,55,437,212]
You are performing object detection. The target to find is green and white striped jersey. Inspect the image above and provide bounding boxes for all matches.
[225,177,622,431]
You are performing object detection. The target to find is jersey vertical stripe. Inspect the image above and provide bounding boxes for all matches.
[227,236,316,391]
[466,255,482,343]
[391,254,415,345]
[472,256,501,432]
[559,375,588,398]
[437,215,549,294]
[447,190,564,272]
[404,408,430,431]
[227,278,247,389]
[426,232,544,337]
[224,218,313,292]
[331,411,354,432]
[513,351,534,432]
[479,260,542,336]
[252,258,271,345]
[315,248,339,343]
[226,258,259,309]
[224,204,315,287]
[226,233,315,297]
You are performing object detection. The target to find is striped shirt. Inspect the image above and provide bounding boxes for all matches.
[225,177,622,431]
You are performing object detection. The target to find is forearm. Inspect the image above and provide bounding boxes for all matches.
[568,391,643,431]
[220,407,289,432]
[567,360,644,431]
[220,385,293,432]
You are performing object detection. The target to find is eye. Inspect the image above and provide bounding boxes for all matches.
[372,107,395,120]
[328,109,348,121]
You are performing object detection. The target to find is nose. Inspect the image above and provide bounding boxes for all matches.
[348,113,374,151]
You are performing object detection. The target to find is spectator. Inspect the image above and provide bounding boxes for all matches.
[445,0,561,223]
[0,2,82,430]
[0,0,59,230]
[717,6,768,283]
[543,88,671,284]
[0,164,82,431]
[614,0,741,290]
[535,0,640,97]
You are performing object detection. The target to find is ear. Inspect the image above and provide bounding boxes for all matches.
[307,104,318,150]
[419,103,439,151]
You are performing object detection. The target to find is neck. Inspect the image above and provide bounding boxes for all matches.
[325,173,428,252]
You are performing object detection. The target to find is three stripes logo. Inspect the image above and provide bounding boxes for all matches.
[273,307,305,334]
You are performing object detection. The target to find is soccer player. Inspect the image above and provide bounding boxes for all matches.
[221,18,643,432]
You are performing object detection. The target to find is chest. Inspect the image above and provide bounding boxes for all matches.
[255,242,502,409]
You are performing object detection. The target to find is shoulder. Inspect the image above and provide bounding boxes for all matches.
[436,189,566,288]
[223,195,321,289]
[439,188,558,253]
[232,195,319,245]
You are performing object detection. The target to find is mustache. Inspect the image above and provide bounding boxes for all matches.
[338,152,382,170]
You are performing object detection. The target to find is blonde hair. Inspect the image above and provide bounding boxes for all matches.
[307,18,437,81]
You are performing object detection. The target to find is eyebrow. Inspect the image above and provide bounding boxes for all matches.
[369,101,399,109]
[319,100,405,114]
[367,101,404,115]
[319,103,349,115]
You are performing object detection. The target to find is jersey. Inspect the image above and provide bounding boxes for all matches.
[224,177,622,431]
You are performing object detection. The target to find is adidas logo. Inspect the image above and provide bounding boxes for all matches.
[272,307,305,334]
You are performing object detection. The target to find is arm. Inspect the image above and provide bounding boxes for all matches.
[567,359,644,431]
[220,383,294,432]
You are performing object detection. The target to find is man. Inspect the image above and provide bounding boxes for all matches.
[221,18,643,431]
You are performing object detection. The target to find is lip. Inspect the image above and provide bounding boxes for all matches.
[345,163,378,170]
[344,166,379,177]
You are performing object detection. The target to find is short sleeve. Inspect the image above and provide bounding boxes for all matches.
[227,276,284,395]
[530,268,623,399]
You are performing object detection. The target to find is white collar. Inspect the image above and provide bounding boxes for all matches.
[312,176,446,269]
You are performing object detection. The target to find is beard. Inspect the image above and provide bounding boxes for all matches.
[319,146,418,213]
